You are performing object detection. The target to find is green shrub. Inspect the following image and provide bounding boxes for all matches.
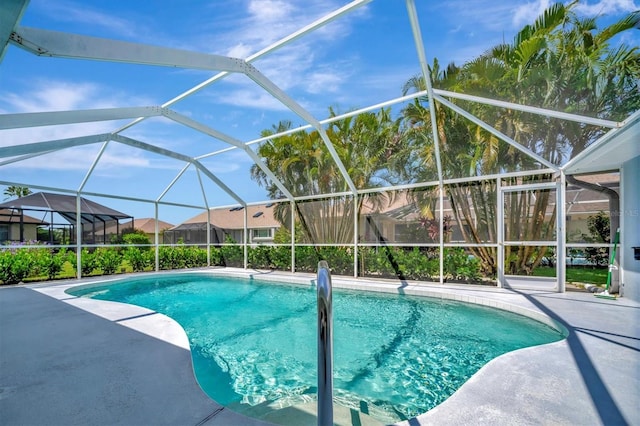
[123,231,152,248]
[270,246,291,271]
[122,247,151,272]
[39,248,68,280]
[220,239,243,267]
[69,248,99,276]
[158,245,207,270]
[444,248,481,281]
[0,248,35,284]
[184,246,207,268]
[401,247,437,280]
[95,248,122,275]
[317,247,353,275]
[248,246,272,269]
[159,246,182,270]
[295,246,320,272]
[361,246,405,278]
[210,246,223,266]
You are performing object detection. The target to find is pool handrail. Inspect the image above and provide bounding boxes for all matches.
[317,260,333,426]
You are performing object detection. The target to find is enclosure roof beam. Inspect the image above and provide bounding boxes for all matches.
[157,163,191,203]
[0,133,110,158]
[110,0,372,135]
[110,134,193,163]
[192,159,246,207]
[406,0,444,183]
[434,94,560,171]
[198,90,435,160]
[110,134,246,206]
[243,62,358,194]
[434,90,620,129]
[10,27,247,72]
[0,150,55,167]
[0,179,206,210]
[163,109,295,201]
[563,109,640,174]
[0,106,164,130]
[0,0,29,62]
[78,141,110,193]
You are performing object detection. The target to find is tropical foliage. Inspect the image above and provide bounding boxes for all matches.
[3,186,32,201]
[250,108,403,244]
[400,3,639,275]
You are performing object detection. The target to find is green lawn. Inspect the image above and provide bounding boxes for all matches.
[533,266,608,285]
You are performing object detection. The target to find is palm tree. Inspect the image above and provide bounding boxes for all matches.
[3,186,32,201]
[251,108,403,244]
[401,2,639,276]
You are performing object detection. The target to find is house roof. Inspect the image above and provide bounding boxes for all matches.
[176,204,280,230]
[128,218,174,234]
[0,192,131,224]
[102,218,174,235]
[0,208,48,225]
[170,172,619,231]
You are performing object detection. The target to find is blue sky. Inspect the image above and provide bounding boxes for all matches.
[1,0,638,225]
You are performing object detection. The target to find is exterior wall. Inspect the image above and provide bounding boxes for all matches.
[249,227,276,244]
[7,223,38,242]
[621,155,640,302]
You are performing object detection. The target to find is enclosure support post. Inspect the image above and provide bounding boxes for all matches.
[317,260,333,426]
[18,208,24,242]
[353,194,358,278]
[76,194,82,279]
[556,172,566,293]
[206,207,211,267]
[496,177,504,288]
[291,201,295,273]
[154,202,160,272]
[439,185,444,284]
[243,207,248,269]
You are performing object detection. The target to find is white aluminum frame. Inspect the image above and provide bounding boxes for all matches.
[0,0,634,288]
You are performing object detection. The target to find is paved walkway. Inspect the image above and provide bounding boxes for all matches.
[1,270,638,425]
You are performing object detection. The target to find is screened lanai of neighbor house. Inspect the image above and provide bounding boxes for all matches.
[0,0,639,302]
[0,191,133,244]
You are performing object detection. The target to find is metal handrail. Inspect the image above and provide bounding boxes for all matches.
[317,260,333,426]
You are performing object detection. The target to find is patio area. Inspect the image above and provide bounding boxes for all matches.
[1,270,638,425]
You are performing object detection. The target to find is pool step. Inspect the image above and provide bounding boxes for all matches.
[258,402,385,426]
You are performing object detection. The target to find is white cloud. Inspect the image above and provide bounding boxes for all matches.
[209,88,290,111]
[574,0,640,16]
[247,0,296,23]
[435,1,525,32]
[305,71,342,95]
[2,82,100,113]
[513,0,552,27]
[0,79,164,176]
[198,149,253,174]
[221,0,346,55]
[0,79,155,114]
[193,0,363,111]
[33,0,147,40]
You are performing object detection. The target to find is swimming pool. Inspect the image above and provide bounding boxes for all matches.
[68,273,565,423]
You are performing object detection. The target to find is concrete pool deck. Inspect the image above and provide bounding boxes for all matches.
[1,269,638,425]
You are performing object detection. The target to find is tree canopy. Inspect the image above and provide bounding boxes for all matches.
[3,186,32,201]
[250,2,638,274]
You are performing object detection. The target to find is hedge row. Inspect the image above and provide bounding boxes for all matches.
[0,243,482,285]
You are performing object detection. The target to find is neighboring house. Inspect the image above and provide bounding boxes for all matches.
[362,173,618,245]
[106,218,174,242]
[565,174,618,241]
[0,208,48,243]
[165,173,616,247]
[165,204,281,245]
[0,192,134,244]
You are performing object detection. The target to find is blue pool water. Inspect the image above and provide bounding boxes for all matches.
[68,274,564,423]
